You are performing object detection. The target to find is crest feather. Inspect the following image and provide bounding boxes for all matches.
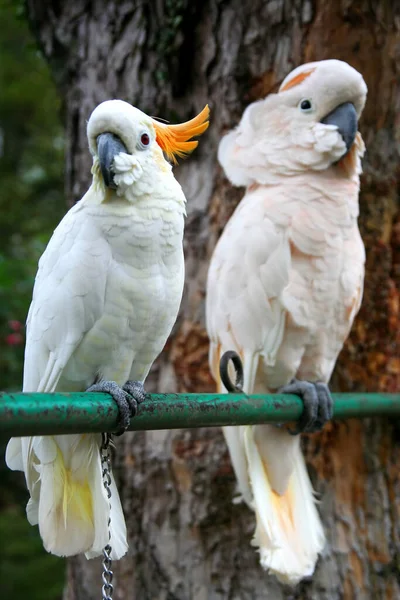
[152,105,210,164]
[280,68,316,92]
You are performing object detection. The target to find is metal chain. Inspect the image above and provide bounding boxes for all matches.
[101,432,114,600]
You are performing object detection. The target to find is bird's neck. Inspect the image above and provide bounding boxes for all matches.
[87,158,186,214]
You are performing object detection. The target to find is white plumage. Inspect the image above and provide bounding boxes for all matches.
[6,99,209,559]
[207,60,367,583]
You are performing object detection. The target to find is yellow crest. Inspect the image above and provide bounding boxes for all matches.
[152,105,210,164]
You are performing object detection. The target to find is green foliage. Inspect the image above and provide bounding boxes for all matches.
[0,507,65,600]
[0,0,65,390]
[0,2,66,598]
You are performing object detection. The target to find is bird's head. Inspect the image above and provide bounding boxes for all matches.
[218,59,367,186]
[87,100,209,200]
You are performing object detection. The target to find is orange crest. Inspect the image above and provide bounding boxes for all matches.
[152,105,210,164]
[280,68,316,92]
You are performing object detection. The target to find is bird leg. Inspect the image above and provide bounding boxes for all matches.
[86,379,148,436]
[278,379,333,435]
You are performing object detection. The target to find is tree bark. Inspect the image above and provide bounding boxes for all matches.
[27,1,400,598]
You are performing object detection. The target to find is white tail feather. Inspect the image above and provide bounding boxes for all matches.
[244,425,325,584]
[85,453,128,560]
[5,437,23,471]
[220,350,259,507]
[215,349,324,584]
[5,434,128,559]
[222,426,253,507]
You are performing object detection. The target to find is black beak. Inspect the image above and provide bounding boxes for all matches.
[320,102,358,156]
[97,132,128,189]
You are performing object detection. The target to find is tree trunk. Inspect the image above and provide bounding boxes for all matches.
[27,1,400,598]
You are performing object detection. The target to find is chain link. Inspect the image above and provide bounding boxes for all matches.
[101,433,114,600]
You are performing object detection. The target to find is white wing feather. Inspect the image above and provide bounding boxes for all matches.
[206,189,290,507]
[207,190,290,376]
[7,201,128,560]
[23,202,110,393]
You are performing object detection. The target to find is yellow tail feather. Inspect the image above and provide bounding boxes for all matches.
[60,458,93,529]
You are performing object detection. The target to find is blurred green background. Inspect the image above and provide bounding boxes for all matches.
[0,1,66,597]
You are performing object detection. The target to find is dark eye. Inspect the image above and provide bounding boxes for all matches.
[300,99,313,111]
[141,133,150,146]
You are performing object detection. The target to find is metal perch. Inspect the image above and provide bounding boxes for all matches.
[1,391,400,437]
[1,352,399,437]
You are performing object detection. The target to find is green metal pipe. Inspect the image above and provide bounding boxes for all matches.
[1,391,400,437]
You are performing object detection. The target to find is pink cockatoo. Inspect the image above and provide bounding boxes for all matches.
[206,59,367,584]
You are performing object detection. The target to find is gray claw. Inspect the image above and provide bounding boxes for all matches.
[278,379,333,434]
[121,380,148,426]
[123,380,147,404]
[86,380,132,436]
[315,381,333,427]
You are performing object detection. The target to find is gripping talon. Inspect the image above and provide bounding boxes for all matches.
[86,380,133,435]
[278,379,333,434]
[123,380,147,404]
[315,381,333,426]
[121,380,148,420]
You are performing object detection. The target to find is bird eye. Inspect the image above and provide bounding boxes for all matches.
[140,133,150,146]
[299,99,313,112]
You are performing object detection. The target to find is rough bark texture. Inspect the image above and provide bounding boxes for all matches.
[27,1,400,598]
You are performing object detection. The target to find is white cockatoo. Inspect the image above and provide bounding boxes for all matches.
[6,100,209,560]
[206,59,367,584]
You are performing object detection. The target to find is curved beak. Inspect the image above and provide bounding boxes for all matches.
[97,132,128,189]
[320,102,358,156]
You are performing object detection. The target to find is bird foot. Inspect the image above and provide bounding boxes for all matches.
[278,379,333,435]
[86,379,147,436]
[123,380,147,404]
